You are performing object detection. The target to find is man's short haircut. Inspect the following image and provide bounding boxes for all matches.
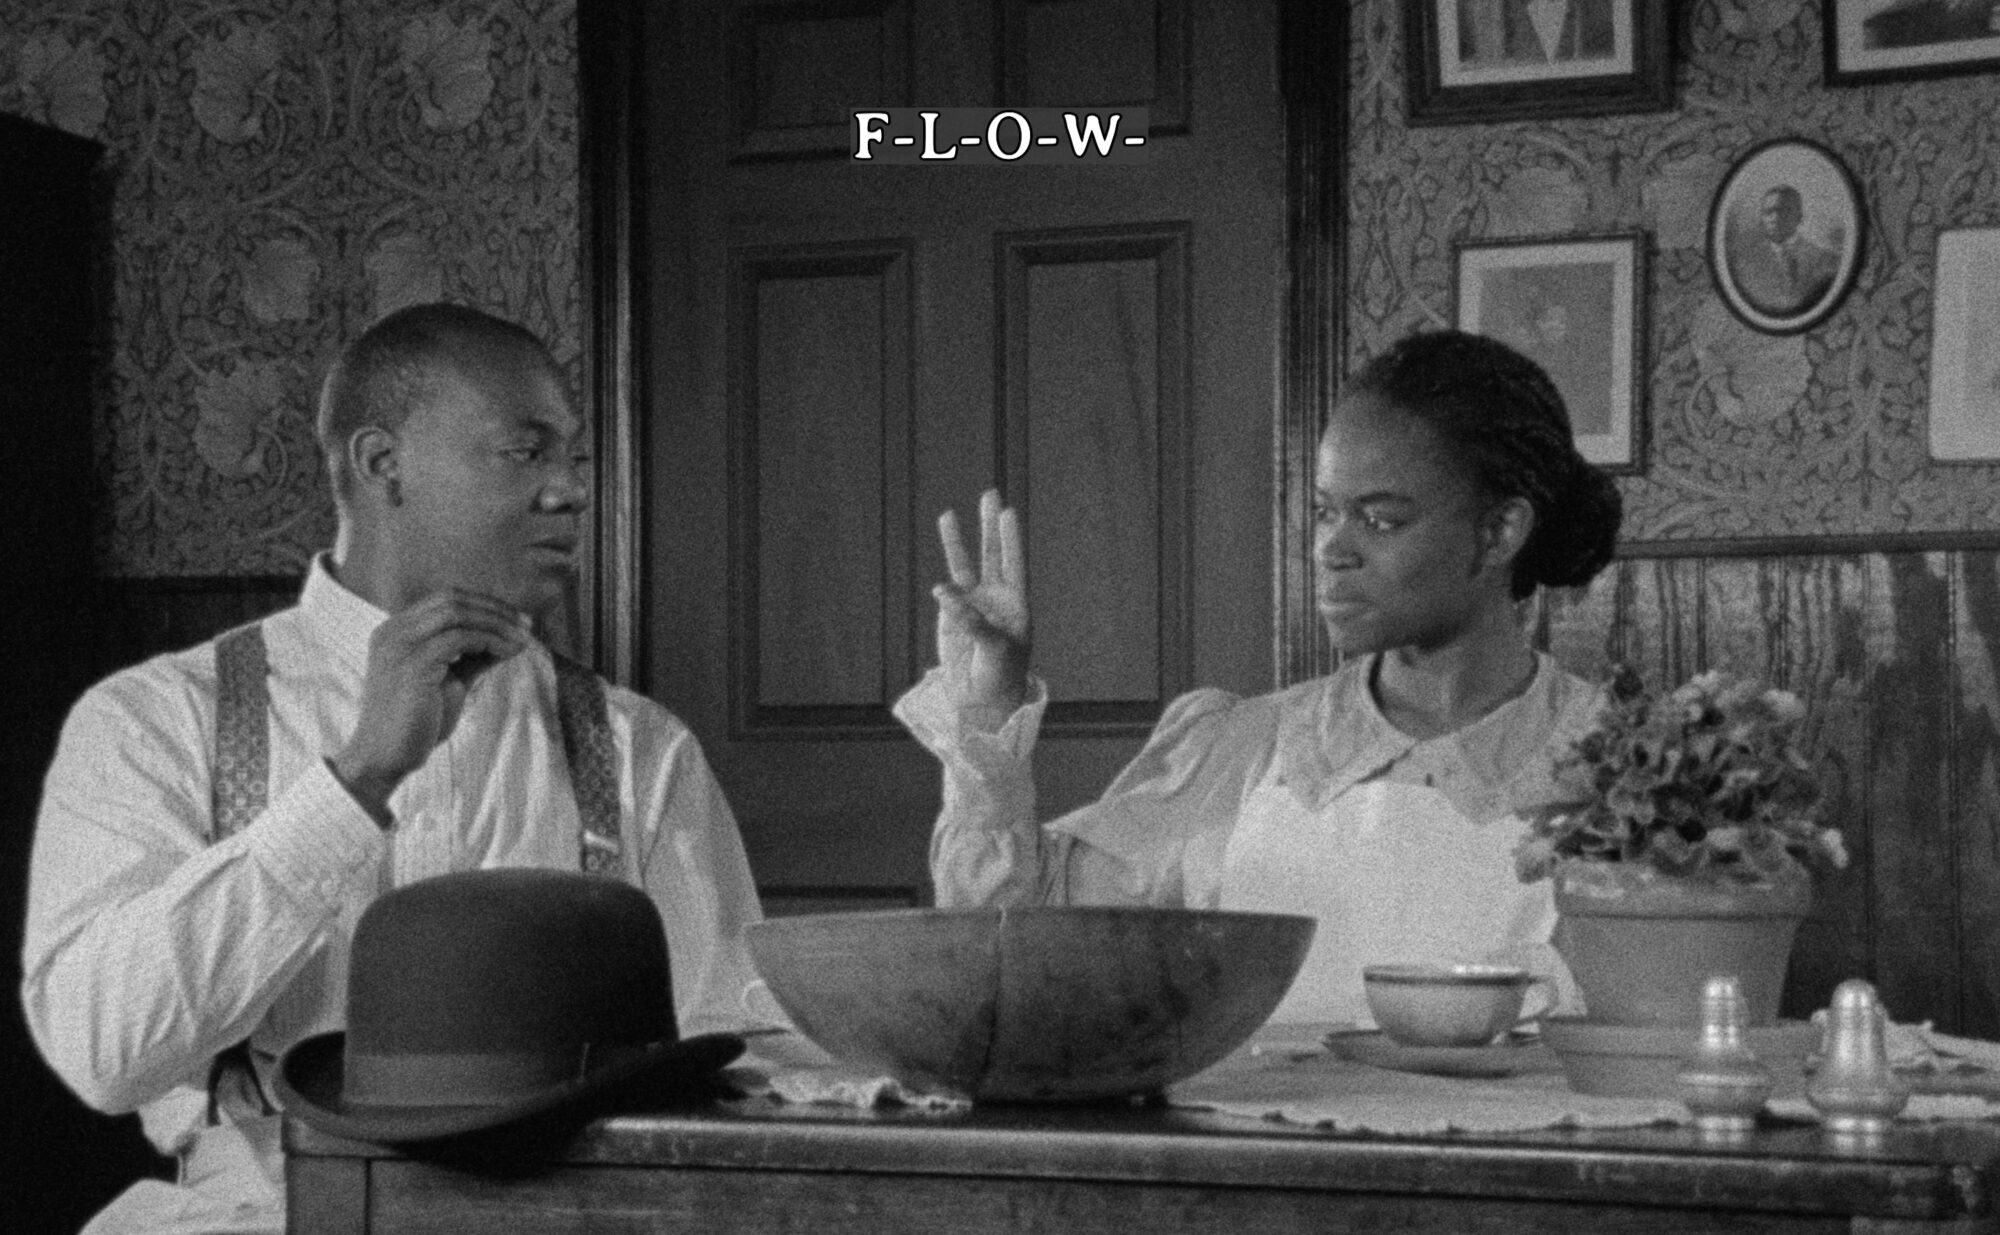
[316,303,553,501]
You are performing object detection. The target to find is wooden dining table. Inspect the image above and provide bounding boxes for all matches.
[284,1088,2000,1234]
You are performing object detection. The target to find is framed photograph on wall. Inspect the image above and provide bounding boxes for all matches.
[1707,139,1865,336]
[1825,0,2000,86]
[1403,0,1674,125]
[1927,226,2000,461]
[1454,233,1646,473]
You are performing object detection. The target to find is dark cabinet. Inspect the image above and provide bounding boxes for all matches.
[2,115,103,716]
[0,112,167,1235]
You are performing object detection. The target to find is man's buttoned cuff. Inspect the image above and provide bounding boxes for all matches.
[246,759,386,912]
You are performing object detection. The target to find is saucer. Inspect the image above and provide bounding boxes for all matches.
[1323,1029,1557,1079]
[1541,1015,1819,1098]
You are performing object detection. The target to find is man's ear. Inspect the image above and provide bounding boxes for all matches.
[1476,495,1535,578]
[349,426,400,503]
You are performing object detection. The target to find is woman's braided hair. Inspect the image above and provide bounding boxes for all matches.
[1344,329,1622,599]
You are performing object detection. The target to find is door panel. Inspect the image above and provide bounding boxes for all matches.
[731,242,915,730]
[729,2,912,161]
[1001,224,1189,721]
[1000,0,1187,129]
[636,0,1285,897]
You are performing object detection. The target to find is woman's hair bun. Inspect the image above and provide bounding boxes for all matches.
[1517,455,1621,591]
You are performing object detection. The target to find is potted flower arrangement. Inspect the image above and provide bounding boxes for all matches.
[1516,665,1848,1030]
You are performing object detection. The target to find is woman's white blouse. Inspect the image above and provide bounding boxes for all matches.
[894,652,1605,1020]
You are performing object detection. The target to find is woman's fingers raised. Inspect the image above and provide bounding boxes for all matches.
[929,491,1032,722]
[997,503,1025,596]
[979,489,1004,583]
[939,489,1025,596]
[939,508,977,590]
[934,489,1030,641]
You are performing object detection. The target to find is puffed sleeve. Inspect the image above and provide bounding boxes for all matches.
[895,669,1272,909]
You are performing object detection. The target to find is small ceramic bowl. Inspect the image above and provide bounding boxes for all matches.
[1362,963,1554,1048]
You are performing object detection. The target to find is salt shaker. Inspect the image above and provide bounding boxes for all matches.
[1676,975,1772,1135]
[1806,979,1909,1136]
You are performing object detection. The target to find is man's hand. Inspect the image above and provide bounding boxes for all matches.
[934,489,1031,730]
[329,589,532,826]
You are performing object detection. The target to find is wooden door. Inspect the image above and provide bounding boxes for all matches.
[612,0,1311,902]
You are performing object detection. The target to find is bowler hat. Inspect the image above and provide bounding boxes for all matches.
[277,867,743,1143]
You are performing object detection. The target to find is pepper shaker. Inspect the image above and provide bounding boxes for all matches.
[1805,979,1909,1136]
[1677,975,1771,1136]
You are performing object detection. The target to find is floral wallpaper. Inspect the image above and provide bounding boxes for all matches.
[1350,0,2000,541]
[10,0,1993,569]
[0,0,578,574]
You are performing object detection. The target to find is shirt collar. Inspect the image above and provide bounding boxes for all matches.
[297,552,388,676]
[1276,651,1585,811]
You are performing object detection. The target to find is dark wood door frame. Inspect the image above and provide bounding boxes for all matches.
[576,0,1346,692]
[575,0,646,686]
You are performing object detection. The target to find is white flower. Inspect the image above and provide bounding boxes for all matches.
[1671,670,1726,706]
[1762,688,1807,722]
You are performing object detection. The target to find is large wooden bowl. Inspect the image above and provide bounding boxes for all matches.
[747,906,1315,1102]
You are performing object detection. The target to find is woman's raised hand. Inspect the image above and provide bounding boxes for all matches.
[933,489,1030,725]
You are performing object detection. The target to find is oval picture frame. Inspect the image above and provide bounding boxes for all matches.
[1707,138,1865,336]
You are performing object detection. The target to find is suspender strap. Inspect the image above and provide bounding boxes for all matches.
[211,622,270,842]
[210,623,621,862]
[553,652,623,874]
[209,622,275,1121]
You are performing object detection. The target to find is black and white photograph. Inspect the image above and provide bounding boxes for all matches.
[1708,138,1865,335]
[1826,0,2000,84]
[1403,0,1674,123]
[13,3,2000,1234]
[1455,234,1644,472]
[1927,226,2000,460]
[1442,0,1628,84]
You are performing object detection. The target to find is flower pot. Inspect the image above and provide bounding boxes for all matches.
[1552,860,1812,1028]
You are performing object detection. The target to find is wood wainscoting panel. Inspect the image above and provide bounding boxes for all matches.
[1953,549,2000,1034]
[1856,552,1957,1028]
[1700,557,1785,686]
[1538,563,1618,679]
[1776,554,1873,1016]
[1615,557,1702,692]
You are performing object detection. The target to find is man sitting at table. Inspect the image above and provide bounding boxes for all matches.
[19,303,768,1235]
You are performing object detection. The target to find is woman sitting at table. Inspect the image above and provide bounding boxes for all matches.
[893,329,1623,1027]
